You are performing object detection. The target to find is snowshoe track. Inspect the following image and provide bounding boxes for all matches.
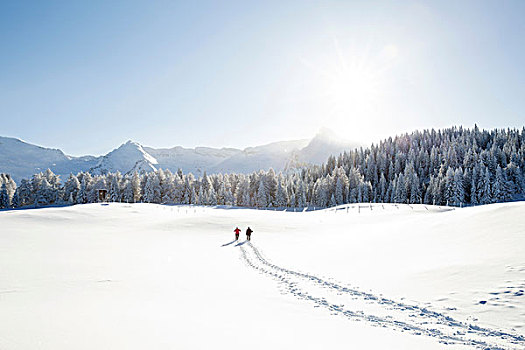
[239,242,524,350]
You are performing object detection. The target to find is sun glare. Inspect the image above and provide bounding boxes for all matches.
[304,39,399,142]
[327,64,379,115]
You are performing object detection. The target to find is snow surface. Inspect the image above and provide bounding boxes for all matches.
[1,202,523,349]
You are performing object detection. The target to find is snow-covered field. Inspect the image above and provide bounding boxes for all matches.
[1,202,524,349]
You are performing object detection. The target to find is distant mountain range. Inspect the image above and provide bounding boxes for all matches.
[0,129,360,183]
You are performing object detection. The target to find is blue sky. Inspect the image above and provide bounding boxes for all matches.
[1,0,524,156]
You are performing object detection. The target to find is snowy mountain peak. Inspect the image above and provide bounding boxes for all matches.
[316,127,336,138]
[295,129,360,165]
[312,127,349,146]
[90,140,158,175]
[123,139,141,147]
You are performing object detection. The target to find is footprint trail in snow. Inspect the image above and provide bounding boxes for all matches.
[239,242,524,350]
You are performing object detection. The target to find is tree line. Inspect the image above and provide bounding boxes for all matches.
[1,126,524,210]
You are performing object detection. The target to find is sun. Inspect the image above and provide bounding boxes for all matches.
[326,63,379,115]
[303,39,398,142]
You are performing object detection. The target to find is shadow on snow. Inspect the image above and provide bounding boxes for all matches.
[221,240,237,247]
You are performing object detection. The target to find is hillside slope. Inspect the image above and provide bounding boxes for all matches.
[0,136,97,182]
[0,202,523,349]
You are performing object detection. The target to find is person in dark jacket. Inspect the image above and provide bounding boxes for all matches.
[234,227,241,241]
[246,227,253,241]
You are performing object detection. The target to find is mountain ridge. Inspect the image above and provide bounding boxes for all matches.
[0,132,360,182]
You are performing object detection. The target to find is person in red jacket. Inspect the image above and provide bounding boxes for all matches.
[234,227,241,241]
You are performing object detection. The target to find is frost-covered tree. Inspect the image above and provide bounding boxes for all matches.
[409,173,421,204]
[263,168,278,206]
[122,179,134,203]
[492,165,511,202]
[256,180,267,208]
[275,180,288,207]
[35,178,54,207]
[394,174,407,203]
[108,172,122,202]
[76,174,90,204]
[143,172,161,203]
[63,174,81,203]
[329,193,337,207]
[0,184,9,209]
[0,174,16,206]
[131,171,141,203]
[15,179,33,207]
[451,168,465,206]
[479,168,493,204]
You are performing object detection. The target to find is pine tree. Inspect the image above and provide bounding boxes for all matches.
[225,187,234,206]
[77,176,88,204]
[452,168,465,206]
[378,174,387,203]
[122,180,133,203]
[208,188,217,206]
[505,162,523,195]
[264,168,278,206]
[256,180,267,208]
[63,174,80,203]
[444,167,455,205]
[131,171,141,203]
[480,168,493,204]
[11,189,20,208]
[108,172,122,202]
[4,176,16,206]
[191,187,197,205]
[409,173,421,204]
[335,177,344,205]
[16,179,33,207]
[217,182,226,205]
[275,181,288,208]
[143,172,161,203]
[329,193,337,207]
[36,178,53,207]
[201,172,211,193]
[0,184,9,209]
[394,173,407,203]
[493,165,510,202]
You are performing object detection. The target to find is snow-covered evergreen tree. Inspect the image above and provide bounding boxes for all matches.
[492,165,510,202]
[275,180,288,207]
[63,174,81,203]
[108,172,122,202]
[329,193,337,207]
[143,172,161,203]
[0,183,9,209]
[122,179,134,203]
[256,180,267,208]
[131,171,141,203]
[451,168,465,206]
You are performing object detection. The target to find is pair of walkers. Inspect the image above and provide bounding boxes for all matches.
[234,227,253,241]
